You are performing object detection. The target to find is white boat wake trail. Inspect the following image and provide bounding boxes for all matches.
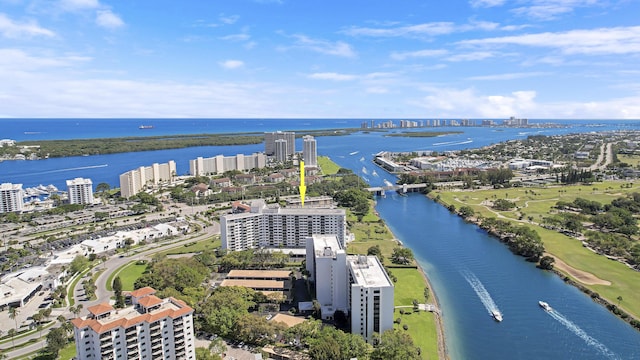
[462,271,500,316]
[545,308,618,359]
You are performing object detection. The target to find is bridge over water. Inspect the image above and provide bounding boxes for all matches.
[366,181,465,196]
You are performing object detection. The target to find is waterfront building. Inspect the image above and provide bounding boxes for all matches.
[119,161,176,198]
[0,182,24,213]
[305,235,394,342]
[189,153,267,176]
[221,200,346,251]
[66,177,94,205]
[71,287,195,360]
[303,135,317,167]
[305,235,349,320]
[347,254,395,342]
[265,131,295,156]
[275,139,288,162]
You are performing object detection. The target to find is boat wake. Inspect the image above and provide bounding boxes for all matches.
[545,308,618,359]
[462,271,501,317]
[26,164,109,176]
[432,139,473,147]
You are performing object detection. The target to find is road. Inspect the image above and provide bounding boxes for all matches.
[4,217,220,359]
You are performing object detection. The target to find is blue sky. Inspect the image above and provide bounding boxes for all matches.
[1,0,639,118]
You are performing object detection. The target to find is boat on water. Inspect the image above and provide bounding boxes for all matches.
[539,301,552,311]
[139,125,154,129]
[349,151,359,155]
[491,310,503,322]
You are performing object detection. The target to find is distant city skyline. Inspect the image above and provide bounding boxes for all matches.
[1,1,639,119]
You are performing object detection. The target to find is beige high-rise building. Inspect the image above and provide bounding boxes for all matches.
[189,153,267,176]
[119,160,176,198]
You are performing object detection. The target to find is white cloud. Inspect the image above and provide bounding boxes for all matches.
[459,26,640,55]
[512,0,602,20]
[343,20,526,39]
[220,33,250,41]
[447,51,495,61]
[470,0,507,7]
[308,72,358,81]
[467,72,550,80]
[411,86,640,119]
[291,34,356,58]
[96,9,124,29]
[58,0,100,11]
[219,60,244,69]
[366,87,389,94]
[344,22,457,38]
[0,13,55,38]
[0,48,91,73]
[219,14,239,25]
[391,49,448,61]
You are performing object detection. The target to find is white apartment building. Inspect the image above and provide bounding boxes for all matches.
[71,287,195,360]
[305,235,348,320]
[119,161,176,198]
[264,131,295,156]
[189,153,267,176]
[347,255,394,342]
[305,236,395,343]
[221,200,346,251]
[66,177,94,205]
[0,183,24,213]
[303,135,317,167]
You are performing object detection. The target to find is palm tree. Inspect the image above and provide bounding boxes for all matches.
[8,307,19,330]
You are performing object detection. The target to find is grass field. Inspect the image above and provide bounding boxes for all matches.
[433,180,640,319]
[392,268,439,360]
[618,154,640,167]
[154,237,221,257]
[318,156,341,175]
[116,261,149,291]
[59,341,76,360]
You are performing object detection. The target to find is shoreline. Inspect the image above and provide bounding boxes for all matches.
[378,217,448,359]
[415,260,449,360]
[432,194,640,332]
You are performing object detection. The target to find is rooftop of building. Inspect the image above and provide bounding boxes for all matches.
[347,255,393,288]
[66,177,93,186]
[310,234,343,257]
[71,288,192,334]
[220,279,285,289]
[227,269,292,279]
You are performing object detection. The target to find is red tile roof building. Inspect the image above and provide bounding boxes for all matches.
[71,287,195,360]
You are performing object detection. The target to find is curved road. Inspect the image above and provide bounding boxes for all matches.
[5,219,219,359]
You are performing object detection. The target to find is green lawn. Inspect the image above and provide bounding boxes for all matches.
[618,154,640,167]
[116,261,149,291]
[59,341,76,360]
[154,237,221,257]
[317,156,341,175]
[434,180,640,319]
[392,268,439,360]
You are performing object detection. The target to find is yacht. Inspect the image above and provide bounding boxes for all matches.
[539,301,552,311]
[491,310,503,322]
[139,125,154,129]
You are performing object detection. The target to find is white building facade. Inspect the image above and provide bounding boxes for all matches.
[305,235,348,319]
[66,177,94,205]
[71,287,195,360]
[303,135,317,167]
[188,153,267,176]
[119,161,176,198]
[275,139,288,162]
[347,255,395,342]
[0,183,24,213]
[221,200,346,251]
